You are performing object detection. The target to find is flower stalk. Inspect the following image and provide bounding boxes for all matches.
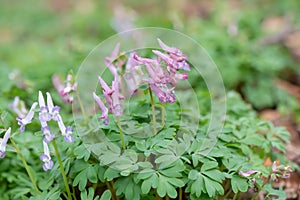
[116,117,126,150]
[149,86,157,135]
[51,139,72,200]
[160,104,165,128]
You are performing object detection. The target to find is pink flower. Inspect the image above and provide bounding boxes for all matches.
[111,76,123,116]
[98,76,114,95]
[123,52,144,95]
[238,170,259,177]
[93,92,109,125]
[153,38,190,71]
[97,75,124,117]
[104,43,126,77]
[52,74,77,104]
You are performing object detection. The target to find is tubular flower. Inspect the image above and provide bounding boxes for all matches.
[40,141,54,171]
[133,40,189,104]
[94,39,190,123]
[149,83,176,104]
[96,75,124,117]
[111,76,123,116]
[46,92,60,121]
[0,127,11,158]
[57,115,74,143]
[93,92,109,125]
[123,52,144,95]
[38,91,51,122]
[17,102,38,132]
[98,76,114,95]
[62,74,78,96]
[238,170,260,177]
[104,43,125,77]
[154,38,190,71]
[9,96,28,118]
[40,121,55,143]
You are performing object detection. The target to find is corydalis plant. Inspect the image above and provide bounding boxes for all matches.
[37,91,74,143]
[93,38,189,125]
[15,91,74,171]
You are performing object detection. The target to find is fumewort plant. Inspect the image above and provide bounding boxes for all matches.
[0,39,294,200]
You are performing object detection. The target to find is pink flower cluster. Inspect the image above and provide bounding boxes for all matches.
[52,73,77,104]
[94,38,190,125]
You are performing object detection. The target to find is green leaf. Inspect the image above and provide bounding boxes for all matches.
[264,183,286,200]
[9,187,31,198]
[190,174,205,197]
[137,168,156,180]
[141,174,159,194]
[100,190,112,200]
[159,161,185,177]
[73,169,88,191]
[157,175,177,198]
[231,175,248,193]
[201,161,218,172]
[240,134,265,146]
[87,165,98,183]
[115,177,141,200]
[203,176,224,197]
[202,169,225,183]
[103,167,120,181]
[188,170,199,180]
[168,177,185,187]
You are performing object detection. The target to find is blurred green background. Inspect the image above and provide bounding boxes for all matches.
[1,0,300,111]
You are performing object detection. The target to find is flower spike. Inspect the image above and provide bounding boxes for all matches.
[0,127,11,158]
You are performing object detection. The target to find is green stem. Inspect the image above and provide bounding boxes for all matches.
[116,117,126,150]
[108,180,120,200]
[52,140,72,200]
[223,189,232,199]
[10,138,41,194]
[165,195,170,200]
[105,181,116,200]
[0,116,6,129]
[149,87,157,135]
[233,192,239,200]
[76,90,88,121]
[72,186,77,200]
[179,187,183,200]
[161,104,165,128]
